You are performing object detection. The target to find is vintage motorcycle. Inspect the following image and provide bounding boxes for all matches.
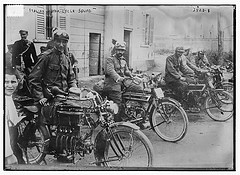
[13,87,154,167]
[210,65,233,94]
[95,74,189,142]
[154,70,233,122]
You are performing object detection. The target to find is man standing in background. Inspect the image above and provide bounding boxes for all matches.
[12,30,38,77]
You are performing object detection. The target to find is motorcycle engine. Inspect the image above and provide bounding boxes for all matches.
[50,106,97,156]
[125,101,147,121]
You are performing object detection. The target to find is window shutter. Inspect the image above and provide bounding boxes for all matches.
[58,6,66,30]
[36,5,46,40]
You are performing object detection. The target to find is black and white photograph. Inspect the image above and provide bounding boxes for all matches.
[3,3,236,173]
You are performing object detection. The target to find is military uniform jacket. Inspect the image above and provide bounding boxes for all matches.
[28,49,77,100]
[194,55,210,69]
[12,39,38,68]
[165,54,194,83]
[104,56,131,91]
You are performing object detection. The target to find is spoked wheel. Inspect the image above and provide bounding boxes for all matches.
[101,126,154,167]
[152,100,188,142]
[222,82,233,94]
[18,120,49,164]
[205,90,233,121]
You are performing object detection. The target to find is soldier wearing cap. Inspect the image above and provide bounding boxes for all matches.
[46,27,68,55]
[12,30,38,76]
[28,30,77,106]
[103,41,142,122]
[195,50,210,69]
[28,30,77,163]
[165,46,195,101]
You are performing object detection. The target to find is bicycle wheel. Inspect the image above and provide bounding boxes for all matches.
[222,82,233,94]
[205,90,233,121]
[102,126,154,167]
[152,100,188,142]
[18,120,49,164]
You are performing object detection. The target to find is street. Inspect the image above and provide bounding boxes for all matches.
[5,111,234,170]
[143,112,234,169]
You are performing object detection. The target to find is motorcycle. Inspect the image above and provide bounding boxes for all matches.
[210,65,233,94]
[95,74,189,142]
[13,87,154,167]
[154,70,233,122]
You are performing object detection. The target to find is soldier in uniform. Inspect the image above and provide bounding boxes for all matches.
[165,47,195,101]
[28,30,77,162]
[28,30,77,106]
[12,30,38,77]
[103,41,142,122]
[194,50,210,69]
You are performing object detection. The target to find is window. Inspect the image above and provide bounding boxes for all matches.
[125,9,133,26]
[35,5,66,40]
[142,13,154,45]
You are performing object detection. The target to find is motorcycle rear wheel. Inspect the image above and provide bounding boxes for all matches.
[18,120,49,164]
[152,100,188,142]
[205,90,233,121]
[100,126,154,167]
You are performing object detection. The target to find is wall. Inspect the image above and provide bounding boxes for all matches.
[104,6,155,72]
[68,6,105,78]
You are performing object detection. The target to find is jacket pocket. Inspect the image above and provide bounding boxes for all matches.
[47,64,60,83]
[49,64,60,71]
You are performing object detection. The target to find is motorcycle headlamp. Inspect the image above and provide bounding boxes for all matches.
[106,100,119,114]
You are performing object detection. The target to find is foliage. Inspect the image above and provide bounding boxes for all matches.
[204,50,233,66]
[153,48,174,55]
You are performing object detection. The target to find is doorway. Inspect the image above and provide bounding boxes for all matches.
[89,33,101,76]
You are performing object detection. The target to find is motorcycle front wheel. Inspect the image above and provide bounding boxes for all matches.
[151,99,188,142]
[99,126,154,167]
[205,90,233,121]
[18,120,49,164]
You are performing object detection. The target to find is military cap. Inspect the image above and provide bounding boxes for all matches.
[19,30,28,34]
[54,30,69,41]
[175,47,185,53]
[115,41,126,50]
[198,50,205,55]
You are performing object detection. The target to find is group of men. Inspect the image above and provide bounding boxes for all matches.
[5,28,211,164]
[165,46,211,103]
